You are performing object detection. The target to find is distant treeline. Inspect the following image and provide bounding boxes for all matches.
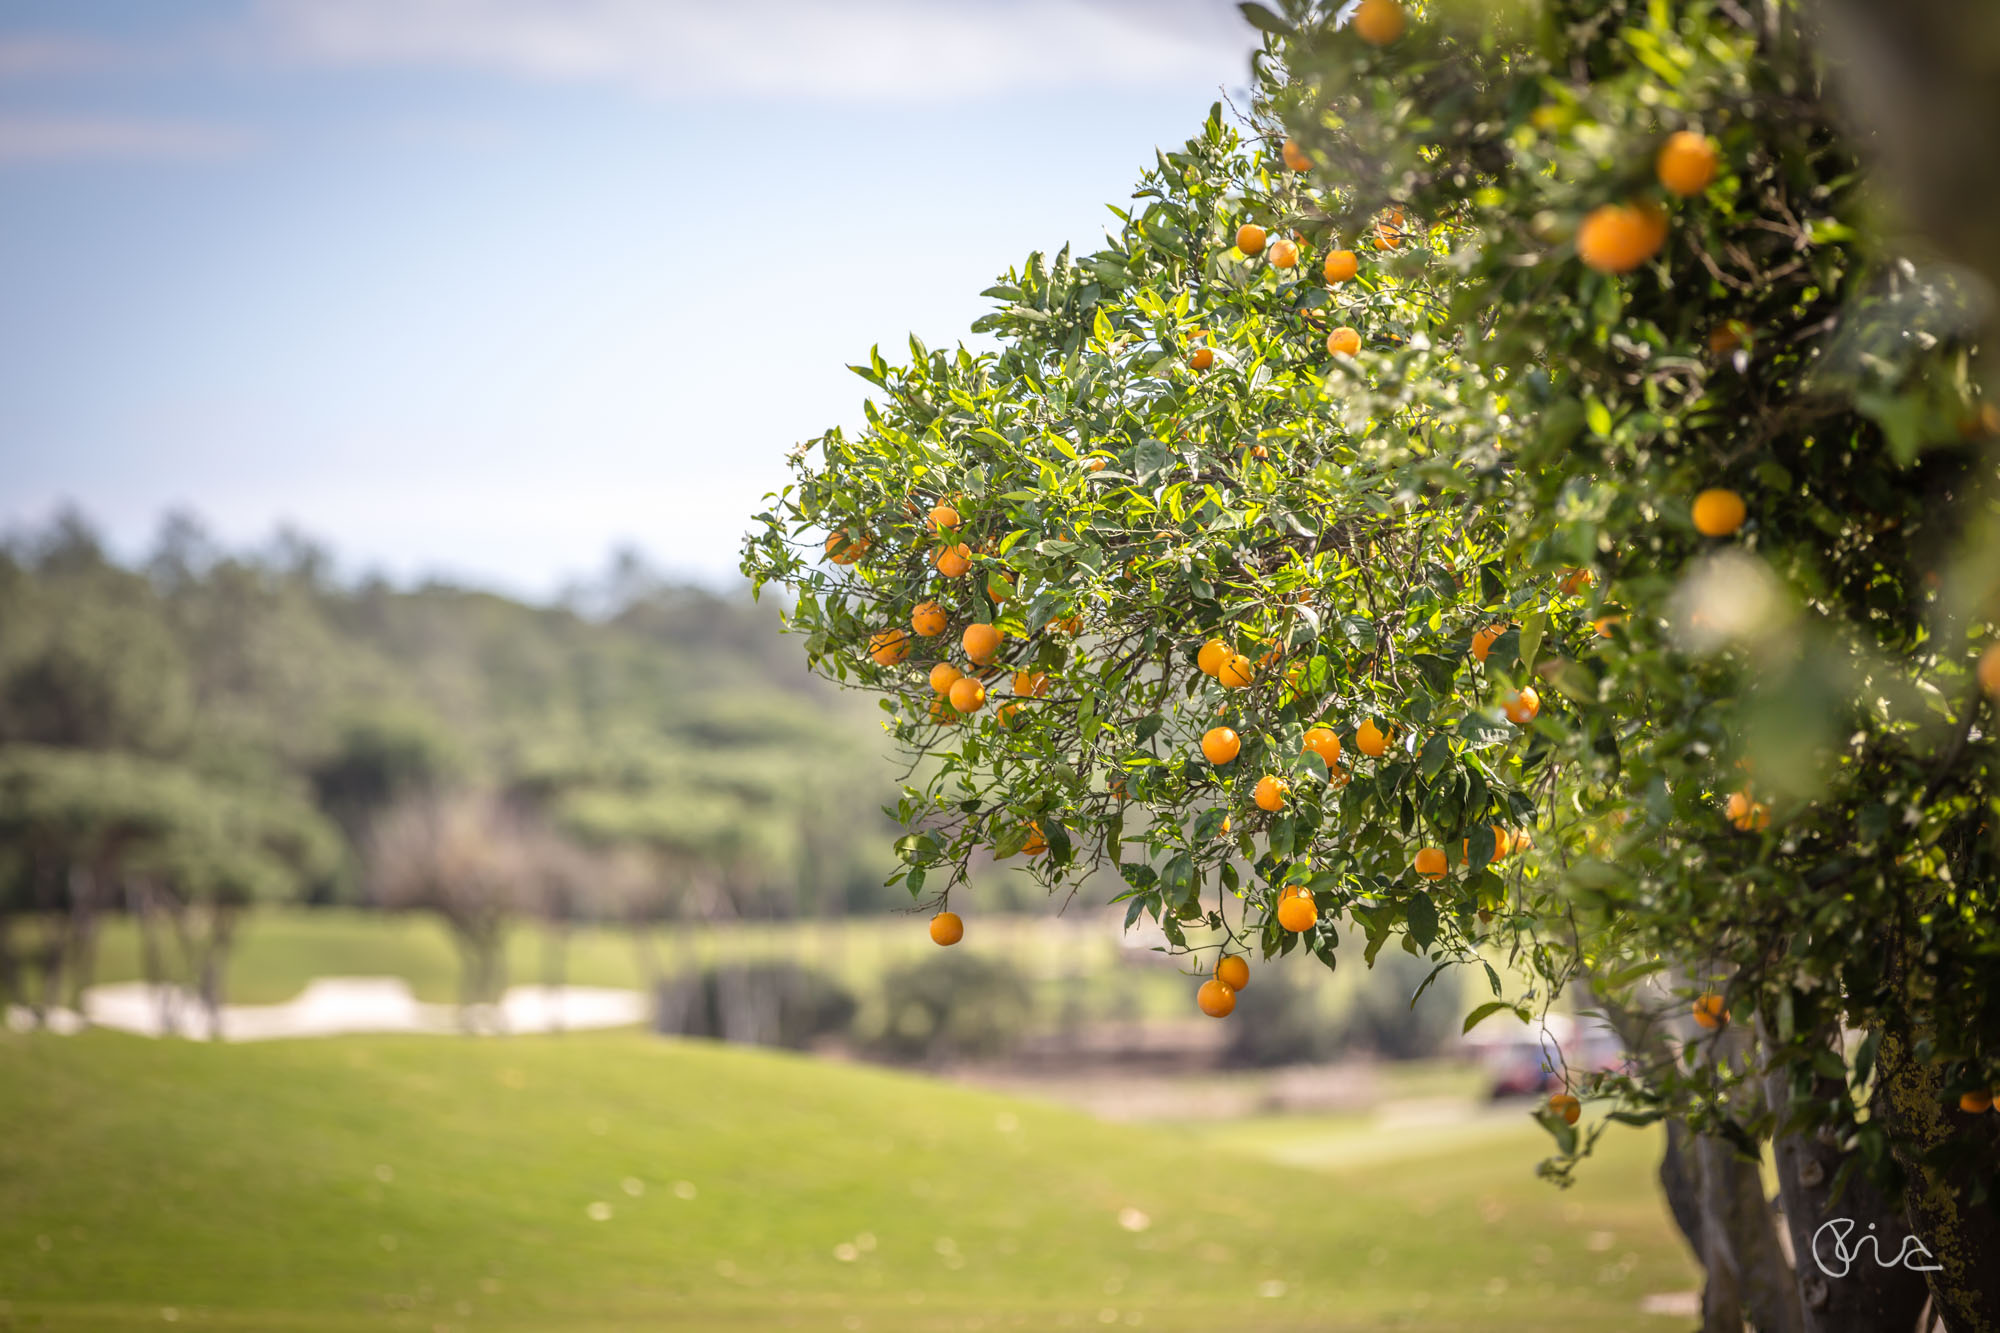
[0,509,902,1028]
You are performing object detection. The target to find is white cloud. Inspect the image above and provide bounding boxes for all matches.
[251,0,1257,101]
[0,116,256,162]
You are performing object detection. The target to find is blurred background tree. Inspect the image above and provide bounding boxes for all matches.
[0,508,901,1027]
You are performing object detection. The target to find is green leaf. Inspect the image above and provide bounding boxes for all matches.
[1237,3,1296,36]
[1131,439,1173,482]
[1518,611,1546,672]
[1418,733,1453,781]
[1405,892,1439,951]
[1585,398,1612,438]
[1462,1000,1525,1035]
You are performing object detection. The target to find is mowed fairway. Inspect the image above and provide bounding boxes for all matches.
[0,1032,1694,1331]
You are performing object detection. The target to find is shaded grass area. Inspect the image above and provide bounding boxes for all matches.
[0,1031,1693,1331]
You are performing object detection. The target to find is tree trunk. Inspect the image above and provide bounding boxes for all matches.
[130,878,178,1037]
[35,915,64,1025]
[197,905,238,1041]
[1875,1020,2000,1331]
[65,865,102,1024]
[543,917,567,1035]
[454,929,480,1032]
[1694,1128,1806,1333]
[1594,976,1804,1332]
[1760,1017,1931,1333]
[484,919,508,1032]
[0,911,18,1019]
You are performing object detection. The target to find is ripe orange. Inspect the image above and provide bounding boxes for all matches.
[1414,847,1447,879]
[869,628,911,666]
[1560,568,1595,595]
[962,622,1003,664]
[1980,644,2000,699]
[1197,978,1238,1017]
[934,543,972,577]
[1277,893,1318,932]
[948,676,987,714]
[1269,238,1300,270]
[1691,488,1747,537]
[1217,653,1255,689]
[1372,209,1406,251]
[1549,1093,1581,1125]
[1054,614,1082,636]
[995,702,1020,729]
[1577,201,1668,273]
[1692,993,1729,1030]
[1201,726,1241,765]
[1355,718,1391,757]
[1471,622,1507,662]
[1197,639,1232,677]
[826,530,869,564]
[911,601,948,637]
[1326,326,1362,357]
[1254,775,1288,812]
[1236,223,1267,256]
[1190,346,1215,371]
[1013,670,1049,698]
[1303,725,1343,766]
[986,573,1014,603]
[1656,131,1718,197]
[1961,1089,1995,1114]
[928,662,963,694]
[1709,321,1748,357]
[929,911,963,946]
[1216,955,1251,991]
[928,504,961,532]
[1503,687,1540,725]
[1726,790,1769,831]
[1352,0,1405,45]
[1022,823,1047,856]
[1085,457,1107,472]
[1323,249,1359,283]
[1463,826,1509,865]
[1280,138,1312,172]
[928,696,960,726]
[1591,615,1623,638]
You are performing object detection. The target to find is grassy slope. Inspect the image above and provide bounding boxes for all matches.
[0,1032,1693,1332]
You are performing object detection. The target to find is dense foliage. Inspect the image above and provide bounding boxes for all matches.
[744,0,2000,1321]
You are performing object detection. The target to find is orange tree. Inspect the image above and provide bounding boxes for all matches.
[743,1,2000,1325]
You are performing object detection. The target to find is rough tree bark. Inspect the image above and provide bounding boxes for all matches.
[1875,1019,2000,1332]
[1758,1017,1930,1333]
[1595,980,1802,1333]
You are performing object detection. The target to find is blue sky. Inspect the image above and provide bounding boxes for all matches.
[0,1,1261,596]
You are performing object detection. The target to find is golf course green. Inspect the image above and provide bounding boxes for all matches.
[0,1029,1693,1330]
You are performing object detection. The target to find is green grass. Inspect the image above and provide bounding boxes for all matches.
[0,1031,1695,1331]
